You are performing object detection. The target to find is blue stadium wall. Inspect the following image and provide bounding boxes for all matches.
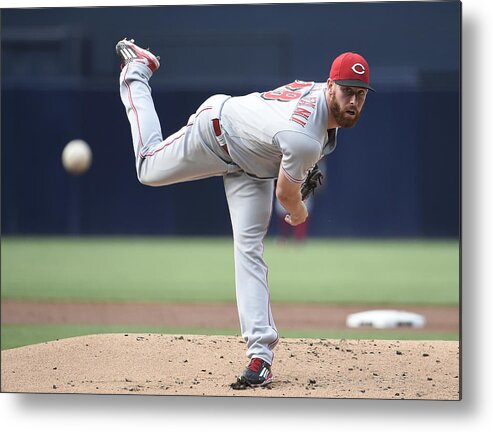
[1,2,460,237]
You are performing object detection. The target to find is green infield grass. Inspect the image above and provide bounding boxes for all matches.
[1,237,459,305]
[1,324,459,350]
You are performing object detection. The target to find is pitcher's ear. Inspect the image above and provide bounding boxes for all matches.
[327,79,335,96]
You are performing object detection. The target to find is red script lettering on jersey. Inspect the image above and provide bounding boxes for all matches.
[290,96,317,127]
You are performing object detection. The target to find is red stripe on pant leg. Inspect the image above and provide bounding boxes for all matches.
[262,199,279,359]
[195,106,212,117]
[124,66,144,156]
[140,106,213,159]
[140,132,185,158]
[266,267,279,355]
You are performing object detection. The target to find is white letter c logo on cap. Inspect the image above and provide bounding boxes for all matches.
[351,63,365,75]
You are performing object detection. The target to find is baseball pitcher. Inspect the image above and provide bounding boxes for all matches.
[116,38,373,387]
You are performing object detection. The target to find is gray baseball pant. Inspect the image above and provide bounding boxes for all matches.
[119,62,279,365]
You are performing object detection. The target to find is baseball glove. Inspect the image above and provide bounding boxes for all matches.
[300,164,324,201]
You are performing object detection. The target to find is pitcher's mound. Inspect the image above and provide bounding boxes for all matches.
[1,333,459,399]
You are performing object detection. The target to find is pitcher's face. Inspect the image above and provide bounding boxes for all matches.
[327,80,368,128]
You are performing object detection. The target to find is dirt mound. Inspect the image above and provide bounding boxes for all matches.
[1,334,460,400]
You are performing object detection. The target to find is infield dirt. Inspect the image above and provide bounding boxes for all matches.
[1,333,459,400]
[1,301,459,332]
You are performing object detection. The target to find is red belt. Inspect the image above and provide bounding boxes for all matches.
[212,118,222,137]
[212,118,229,156]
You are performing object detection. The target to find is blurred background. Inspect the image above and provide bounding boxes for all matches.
[1,2,460,349]
[1,2,460,237]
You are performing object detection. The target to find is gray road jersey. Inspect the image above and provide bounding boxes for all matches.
[220,81,337,180]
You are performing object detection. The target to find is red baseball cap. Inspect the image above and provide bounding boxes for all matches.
[330,52,375,92]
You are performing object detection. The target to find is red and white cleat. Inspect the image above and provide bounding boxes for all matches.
[115,38,160,73]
